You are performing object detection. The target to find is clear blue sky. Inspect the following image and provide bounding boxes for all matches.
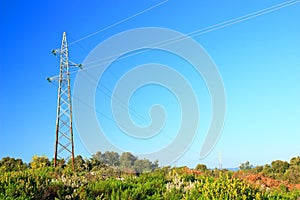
[0,0,299,168]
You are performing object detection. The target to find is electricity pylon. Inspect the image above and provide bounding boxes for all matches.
[48,32,81,170]
[218,151,222,170]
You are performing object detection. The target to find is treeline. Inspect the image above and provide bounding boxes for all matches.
[0,151,158,173]
[92,151,158,172]
[0,154,300,199]
[1,153,299,184]
[239,156,300,184]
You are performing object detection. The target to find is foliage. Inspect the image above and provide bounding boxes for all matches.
[0,157,27,173]
[119,152,137,171]
[195,163,208,172]
[165,171,264,200]
[29,155,50,170]
[0,155,300,199]
[92,151,158,173]
[239,161,253,170]
[248,156,300,184]
[93,151,120,167]
[0,167,54,199]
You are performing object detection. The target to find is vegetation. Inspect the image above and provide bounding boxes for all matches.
[239,157,300,184]
[0,154,299,199]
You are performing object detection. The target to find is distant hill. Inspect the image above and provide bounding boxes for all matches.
[227,167,239,171]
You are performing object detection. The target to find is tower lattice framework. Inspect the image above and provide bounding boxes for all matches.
[53,32,75,169]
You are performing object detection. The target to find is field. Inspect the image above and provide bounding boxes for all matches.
[0,154,300,200]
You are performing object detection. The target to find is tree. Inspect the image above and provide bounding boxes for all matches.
[0,157,27,172]
[262,164,273,177]
[253,165,263,173]
[93,151,103,162]
[84,158,93,171]
[283,165,300,183]
[120,152,137,170]
[73,155,86,172]
[93,151,107,164]
[270,160,289,179]
[134,159,152,173]
[103,151,120,166]
[151,160,159,171]
[239,161,253,170]
[30,155,50,169]
[290,156,300,166]
[271,160,289,174]
[93,151,120,167]
[51,158,66,169]
[89,156,103,171]
[195,164,208,172]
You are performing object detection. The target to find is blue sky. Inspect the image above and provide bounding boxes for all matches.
[0,0,299,168]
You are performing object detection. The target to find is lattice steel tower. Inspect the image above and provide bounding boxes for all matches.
[50,32,76,169]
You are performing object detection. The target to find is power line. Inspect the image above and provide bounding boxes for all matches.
[50,0,300,141]
[50,68,213,167]
[74,0,299,72]
[79,70,147,123]
[49,0,299,165]
[72,94,115,122]
[68,0,169,46]
[68,34,148,123]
